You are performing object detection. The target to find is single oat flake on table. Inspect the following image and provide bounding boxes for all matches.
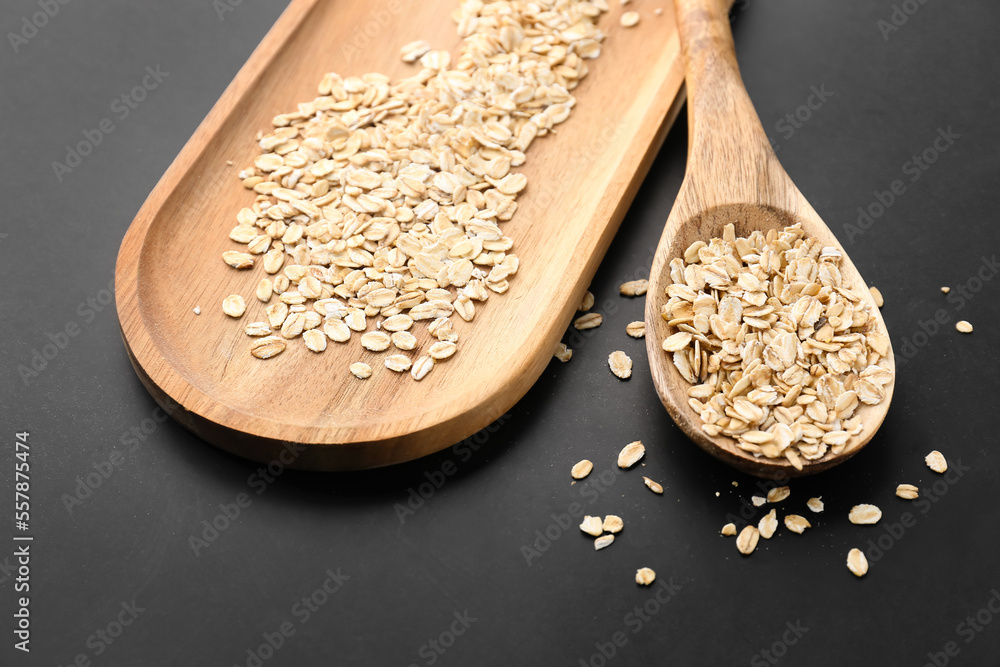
[758,509,778,539]
[580,516,603,537]
[925,450,948,473]
[626,321,646,338]
[635,567,656,586]
[620,279,648,296]
[594,534,615,551]
[574,313,603,330]
[618,441,645,468]
[554,343,573,363]
[848,504,882,525]
[766,486,789,503]
[603,515,624,533]
[784,514,810,534]
[736,525,759,555]
[657,223,893,470]
[847,548,869,577]
[571,459,593,480]
[608,350,633,379]
[643,476,663,494]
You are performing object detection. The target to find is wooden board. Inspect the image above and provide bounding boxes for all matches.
[116,0,697,470]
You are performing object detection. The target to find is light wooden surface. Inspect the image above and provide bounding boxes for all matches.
[644,0,895,478]
[116,0,703,470]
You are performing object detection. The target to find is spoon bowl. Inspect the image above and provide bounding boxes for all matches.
[645,0,895,478]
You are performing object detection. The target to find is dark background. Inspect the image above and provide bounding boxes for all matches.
[2,1,999,665]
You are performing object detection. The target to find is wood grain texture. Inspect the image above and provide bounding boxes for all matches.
[116,0,700,470]
[643,0,895,478]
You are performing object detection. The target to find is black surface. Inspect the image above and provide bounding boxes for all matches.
[2,1,999,665]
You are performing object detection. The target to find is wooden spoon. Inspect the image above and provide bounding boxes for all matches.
[644,0,895,478]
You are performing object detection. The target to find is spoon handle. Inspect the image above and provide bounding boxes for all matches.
[673,0,783,205]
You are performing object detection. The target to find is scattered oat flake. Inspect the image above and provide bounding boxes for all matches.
[222,251,253,269]
[847,548,869,577]
[736,526,759,555]
[554,342,573,363]
[635,567,656,586]
[619,279,648,296]
[256,278,273,303]
[869,286,884,307]
[594,534,615,551]
[767,486,790,503]
[350,362,372,379]
[956,320,973,333]
[806,497,824,513]
[626,321,645,338]
[620,10,640,27]
[580,516,603,537]
[571,459,593,480]
[643,477,663,494]
[361,331,391,352]
[381,314,413,332]
[758,509,778,539]
[579,290,595,312]
[222,295,246,318]
[751,496,766,507]
[896,483,919,500]
[608,350,633,379]
[849,504,882,525]
[618,441,645,468]
[784,515,811,534]
[925,450,947,473]
[721,523,737,536]
[280,312,306,339]
[391,331,417,351]
[303,329,327,352]
[399,39,431,63]
[429,340,457,360]
[603,515,624,533]
[574,313,603,330]
[384,354,412,372]
[250,336,286,359]
[411,356,434,381]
